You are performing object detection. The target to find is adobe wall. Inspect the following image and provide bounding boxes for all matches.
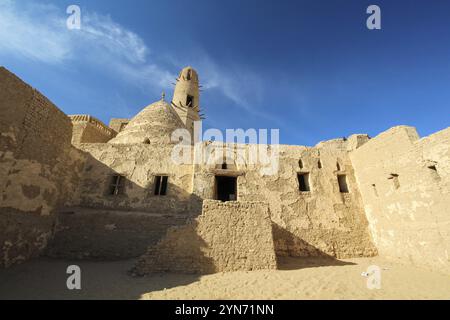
[0,67,83,268]
[67,143,199,215]
[46,208,188,260]
[71,136,376,260]
[109,118,130,133]
[133,200,277,275]
[350,126,450,274]
[191,138,377,259]
[70,115,117,144]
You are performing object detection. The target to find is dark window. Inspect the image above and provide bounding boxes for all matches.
[318,160,322,169]
[215,176,237,202]
[428,165,441,180]
[336,162,341,171]
[338,175,349,193]
[186,69,191,80]
[222,162,228,170]
[154,176,168,196]
[299,159,303,169]
[186,95,194,107]
[109,175,125,195]
[298,173,310,192]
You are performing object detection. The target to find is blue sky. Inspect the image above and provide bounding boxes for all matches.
[1,0,449,145]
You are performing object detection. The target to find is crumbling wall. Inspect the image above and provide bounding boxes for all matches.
[191,139,377,259]
[133,201,277,275]
[350,126,450,274]
[0,67,82,267]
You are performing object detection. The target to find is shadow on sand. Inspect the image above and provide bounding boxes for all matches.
[0,258,204,300]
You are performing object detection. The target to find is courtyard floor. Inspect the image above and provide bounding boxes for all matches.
[0,256,449,300]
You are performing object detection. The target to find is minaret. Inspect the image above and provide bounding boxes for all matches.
[171,66,201,140]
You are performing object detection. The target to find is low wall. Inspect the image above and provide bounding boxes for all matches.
[46,208,188,260]
[133,201,277,275]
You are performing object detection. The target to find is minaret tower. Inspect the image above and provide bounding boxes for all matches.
[171,66,201,140]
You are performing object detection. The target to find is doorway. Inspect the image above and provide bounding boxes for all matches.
[215,176,237,202]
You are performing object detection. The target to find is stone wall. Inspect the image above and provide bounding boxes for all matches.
[350,126,450,274]
[133,200,277,275]
[0,67,83,268]
[46,208,188,260]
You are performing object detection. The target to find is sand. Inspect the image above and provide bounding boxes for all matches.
[0,256,449,300]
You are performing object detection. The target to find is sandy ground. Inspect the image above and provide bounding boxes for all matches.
[0,256,449,300]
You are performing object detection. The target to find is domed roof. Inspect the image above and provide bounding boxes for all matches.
[109,100,186,144]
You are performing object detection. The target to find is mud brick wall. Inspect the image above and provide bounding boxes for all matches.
[46,208,189,260]
[0,67,82,268]
[350,126,450,274]
[70,115,117,144]
[133,201,277,275]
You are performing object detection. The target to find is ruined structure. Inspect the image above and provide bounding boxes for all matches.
[0,66,449,274]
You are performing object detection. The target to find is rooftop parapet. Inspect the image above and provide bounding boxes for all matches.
[69,114,117,138]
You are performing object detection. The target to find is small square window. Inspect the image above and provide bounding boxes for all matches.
[109,175,125,196]
[154,176,169,196]
[298,173,310,192]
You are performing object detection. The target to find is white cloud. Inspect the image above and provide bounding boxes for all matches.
[80,12,148,64]
[0,1,267,117]
[0,1,72,63]
[0,0,174,90]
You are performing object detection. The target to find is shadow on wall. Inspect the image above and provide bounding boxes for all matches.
[132,220,217,275]
[71,149,203,214]
[46,150,204,261]
[132,201,278,276]
[272,224,356,270]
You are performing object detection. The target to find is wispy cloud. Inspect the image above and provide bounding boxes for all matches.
[0,1,72,63]
[0,1,269,119]
[170,50,283,122]
[0,0,173,90]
